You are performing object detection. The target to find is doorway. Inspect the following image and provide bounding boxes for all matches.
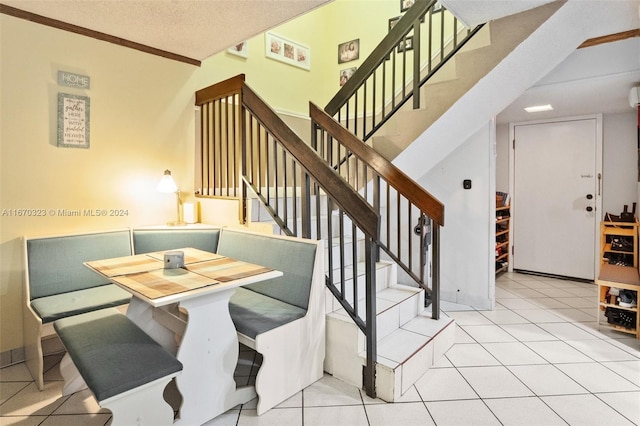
[509,115,603,281]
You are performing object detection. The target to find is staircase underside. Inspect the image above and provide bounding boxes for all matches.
[372,1,564,162]
[393,0,640,180]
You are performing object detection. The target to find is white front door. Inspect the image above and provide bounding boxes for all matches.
[511,117,601,280]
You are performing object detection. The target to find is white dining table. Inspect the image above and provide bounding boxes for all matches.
[85,247,282,425]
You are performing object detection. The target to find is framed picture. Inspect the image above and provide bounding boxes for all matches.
[227,41,248,58]
[400,0,414,12]
[57,93,90,149]
[265,32,310,70]
[389,16,401,32]
[339,67,357,87]
[338,39,359,64]
[401,0,442,13]
[397,36,414,53]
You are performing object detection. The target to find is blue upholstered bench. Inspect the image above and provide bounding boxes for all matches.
[23,229,133,390]
[54,308,182,426]
[132,227,221,254]
[24,225,324,417]
[216,228,325,415]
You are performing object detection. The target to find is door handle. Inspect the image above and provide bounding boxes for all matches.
[586,206,593,212]
[597,173,602,196]
[586,194,593,200]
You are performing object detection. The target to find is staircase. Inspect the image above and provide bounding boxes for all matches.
[191,0,596,402]
[324,263,455,402]
[248,192,455,402]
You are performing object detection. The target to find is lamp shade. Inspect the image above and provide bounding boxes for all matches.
[157,169,178,193]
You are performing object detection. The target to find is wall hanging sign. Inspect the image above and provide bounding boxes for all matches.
[265,32,310,70]
[57,93,90,149]
[57,71,90,89]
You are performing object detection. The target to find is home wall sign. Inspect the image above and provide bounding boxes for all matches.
[57,71,91,89]
[57,93,90,149]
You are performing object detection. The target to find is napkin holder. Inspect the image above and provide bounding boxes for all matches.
[164,251,185,269]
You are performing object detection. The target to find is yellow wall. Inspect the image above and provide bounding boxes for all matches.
[0,14,199,351]
[0,0,417,354]
[196,0,402,114]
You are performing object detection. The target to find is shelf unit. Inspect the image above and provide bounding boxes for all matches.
[600,221,638,268]
[495,201,510,274]
[596,220,639,339]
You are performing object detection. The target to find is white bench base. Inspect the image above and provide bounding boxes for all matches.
[59,352,179,426]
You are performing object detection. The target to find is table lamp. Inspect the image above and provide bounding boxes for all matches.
[157,169,186,226]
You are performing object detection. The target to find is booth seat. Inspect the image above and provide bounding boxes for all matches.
[54,308,182,426]
[23,225,325,417]
[23,229,133,390]
[218,228,325,415]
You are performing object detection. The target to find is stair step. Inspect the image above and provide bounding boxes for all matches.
[370,313,456,400]
[327,282,423,342]
[324,261,398,313]
[325,304,456,402]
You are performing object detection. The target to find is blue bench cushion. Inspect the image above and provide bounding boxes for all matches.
[31,284,131,323]
[217,230,317,311]
[132,228,220,254]
[27,230,132,300]
[54,308,182,402]
[229,288,306,339]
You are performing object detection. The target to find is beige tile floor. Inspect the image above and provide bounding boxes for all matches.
[1,272,639,425]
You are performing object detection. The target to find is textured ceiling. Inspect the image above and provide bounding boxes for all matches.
[1,0,331,61]
[3,0,638,123]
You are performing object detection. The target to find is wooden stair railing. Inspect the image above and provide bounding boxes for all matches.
[195,74,381,398]
[310,102,444,318]
[325,0,484,143]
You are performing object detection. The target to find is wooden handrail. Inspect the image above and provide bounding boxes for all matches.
[242,85,380,239]
[195,74,245,105]
[325,0,435,116]
[310,102,444,226]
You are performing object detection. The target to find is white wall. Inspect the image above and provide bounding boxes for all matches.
[495,111,638,219]
[419,122,496,310]
[496,123,510,192]
[602,111,638,215]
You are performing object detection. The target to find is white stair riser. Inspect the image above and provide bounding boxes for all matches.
[324,262,395,313]
[325,313,456,402]
[248,192,330,222]
[374,320,455,401]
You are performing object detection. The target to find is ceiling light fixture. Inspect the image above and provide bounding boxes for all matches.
[524,104,554,113]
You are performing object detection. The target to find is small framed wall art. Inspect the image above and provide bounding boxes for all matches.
[338,39,359,64]
[265,32,310,70]
[57,93,90,149]
[228,41,248,58]
[400,0,415,12]
[398,36,414,52]
[401,0,442,13]
[339,67,357,86]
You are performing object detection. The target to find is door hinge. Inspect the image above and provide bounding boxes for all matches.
[513,139,515,149]
[512,245,514,255]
